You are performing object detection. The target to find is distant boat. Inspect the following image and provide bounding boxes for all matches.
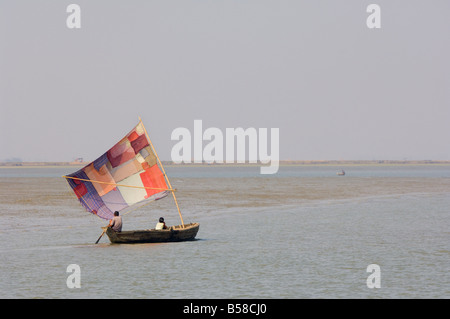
[337,170,345,176]
[63,117,199,244]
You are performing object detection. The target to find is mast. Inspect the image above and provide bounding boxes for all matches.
[139,117,185,228]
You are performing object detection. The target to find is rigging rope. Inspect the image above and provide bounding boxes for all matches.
[63,175,169,220]
[63,175,175,192]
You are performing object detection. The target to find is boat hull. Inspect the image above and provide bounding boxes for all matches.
[105,223,199,244]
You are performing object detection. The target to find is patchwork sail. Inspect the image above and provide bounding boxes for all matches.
[64,121,170,220]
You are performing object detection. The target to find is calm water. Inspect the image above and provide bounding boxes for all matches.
[1,165,449,298]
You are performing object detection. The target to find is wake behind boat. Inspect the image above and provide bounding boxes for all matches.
[63,117,199,244]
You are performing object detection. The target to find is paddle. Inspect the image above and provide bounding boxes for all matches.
[95,227,107,244]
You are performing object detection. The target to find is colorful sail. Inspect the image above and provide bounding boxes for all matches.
[64,121,169,220]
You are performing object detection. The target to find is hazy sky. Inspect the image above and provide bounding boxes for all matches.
[1,1,449,162]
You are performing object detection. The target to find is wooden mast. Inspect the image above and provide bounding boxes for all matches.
[139,117,185,228]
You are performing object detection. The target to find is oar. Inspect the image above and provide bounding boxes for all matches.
[95,228,107,244]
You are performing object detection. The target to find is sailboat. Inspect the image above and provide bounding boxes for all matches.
[63,118,199,244]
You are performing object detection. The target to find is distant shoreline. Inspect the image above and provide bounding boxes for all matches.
[1,160,450,168]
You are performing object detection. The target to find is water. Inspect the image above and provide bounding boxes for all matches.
[1,164,449,298]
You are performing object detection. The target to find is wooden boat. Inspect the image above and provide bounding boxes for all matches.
[337,170,345,176]
[64,117,199,244]
[105,223,199,244]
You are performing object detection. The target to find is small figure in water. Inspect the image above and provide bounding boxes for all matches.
[155,217,168,230]
[108,211,123,232]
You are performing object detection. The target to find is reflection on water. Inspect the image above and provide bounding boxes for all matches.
[1,165,449,298]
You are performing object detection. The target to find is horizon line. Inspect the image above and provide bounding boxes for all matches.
[1,159,450,167]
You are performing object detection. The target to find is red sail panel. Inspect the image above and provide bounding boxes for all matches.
[140,164,168,199]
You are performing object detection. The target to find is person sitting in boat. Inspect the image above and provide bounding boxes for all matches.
[155,217,168,230]
[108,211,123,232]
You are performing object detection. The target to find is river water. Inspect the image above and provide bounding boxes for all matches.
[1,164,449,298]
